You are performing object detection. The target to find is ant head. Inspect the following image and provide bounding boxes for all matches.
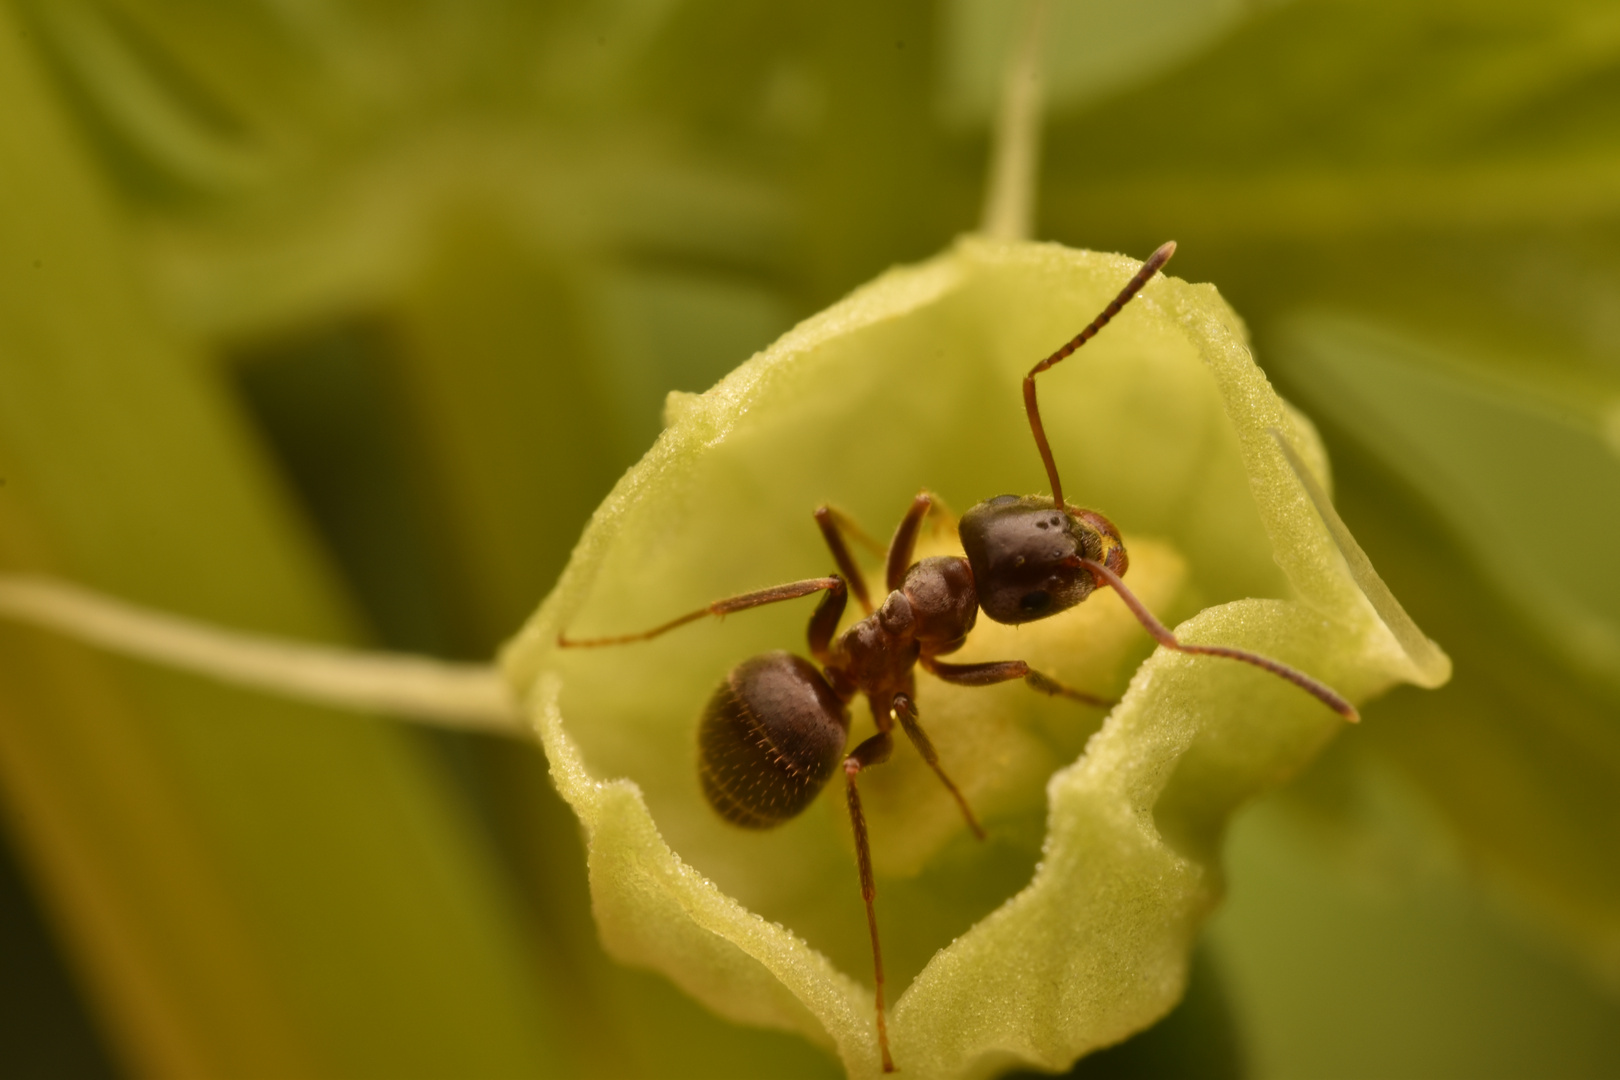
[958,495,1129,625]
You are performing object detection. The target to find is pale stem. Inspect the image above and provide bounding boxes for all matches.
[979,0,1049,241]
[0,575,522,733]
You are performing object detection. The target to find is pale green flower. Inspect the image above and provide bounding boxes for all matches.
[501,238,1447,1077]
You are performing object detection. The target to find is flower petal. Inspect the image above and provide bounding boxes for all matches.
[502,239,1447,1078]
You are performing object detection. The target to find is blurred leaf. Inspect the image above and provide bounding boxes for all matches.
[0,825,119,1078]
[1045,0,1620,245]
[1210,752,1620,1078]
[0,5,571,1074]
[1276,313,1620,697]
[1268,385,1620,986]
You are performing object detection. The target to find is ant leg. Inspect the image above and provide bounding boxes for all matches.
[889,692,985,840]
[923,493,960,536]
[806,577,849,667]
[922,656,1115,708]
[816,505,887,558]
[885,492,933,591]
[1079,558,1360,722]
[814,506,874,614]
[557,577,844,648]
[843,731,896,1074]
[1024,242,1176,508]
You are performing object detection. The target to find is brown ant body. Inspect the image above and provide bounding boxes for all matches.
[559,242,1355,1072]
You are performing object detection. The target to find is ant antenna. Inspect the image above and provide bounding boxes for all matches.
[1024,241,1176,508]
[1080,557,1359,722]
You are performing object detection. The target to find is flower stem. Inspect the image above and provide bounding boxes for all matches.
[0,575,520,732]
[979,0,1048,242]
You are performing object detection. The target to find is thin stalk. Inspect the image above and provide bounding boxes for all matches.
[979,0,1049,241]
[0,576,520,732]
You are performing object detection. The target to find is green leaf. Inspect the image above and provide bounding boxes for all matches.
[1277,313,1620,693]
[1210,744,1620,1079]
[0,7,569,1074]
[501,239,1445,1077]
[1270,312,1620,983]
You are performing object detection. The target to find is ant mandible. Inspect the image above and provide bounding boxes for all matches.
[558,241,1356,1073]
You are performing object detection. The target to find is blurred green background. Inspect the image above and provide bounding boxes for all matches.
[0,0,1617,1076]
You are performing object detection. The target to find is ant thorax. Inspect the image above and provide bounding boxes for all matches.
[821,555,979,717]
[834,518,1189,867]
[894,557,978,650]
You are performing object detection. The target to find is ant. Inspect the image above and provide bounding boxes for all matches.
[558,241,1355,1072]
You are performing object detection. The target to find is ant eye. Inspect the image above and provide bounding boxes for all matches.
[1019,590,1051,613]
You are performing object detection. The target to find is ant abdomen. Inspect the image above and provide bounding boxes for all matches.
[698,651,851,829]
